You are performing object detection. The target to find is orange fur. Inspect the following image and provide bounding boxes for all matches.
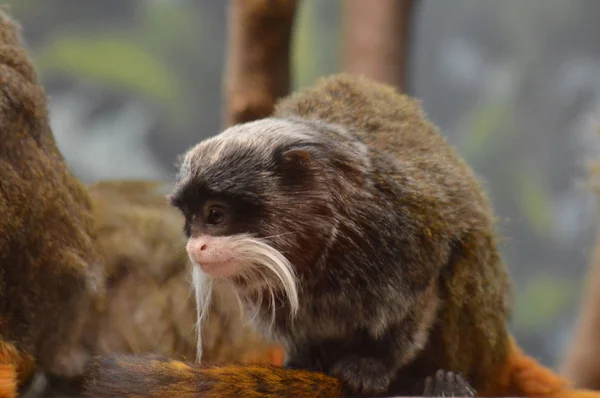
[0,342,34,389]
[480,338,600,398]
[0,365,16,398]
[83,355,342,398]
[479,337,567,396]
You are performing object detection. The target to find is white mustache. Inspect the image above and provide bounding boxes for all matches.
[190,234,299,363]
[191,265,213,363]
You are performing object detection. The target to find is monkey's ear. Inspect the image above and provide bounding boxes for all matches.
[281,149,313,166]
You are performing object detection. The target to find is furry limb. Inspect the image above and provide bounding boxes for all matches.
[222,0,299,127]
[342,0,417,92]
[82,355,342,398]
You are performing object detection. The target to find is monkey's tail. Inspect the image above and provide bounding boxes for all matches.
[82,355,343,398]
[0,365,17,398]
[482,337,600,398]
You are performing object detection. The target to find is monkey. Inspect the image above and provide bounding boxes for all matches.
[82,74,600,398]
[0,8,104,396]
[164,73,507,396]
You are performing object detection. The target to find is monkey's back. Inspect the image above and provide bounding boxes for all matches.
[276,75,477,192]
[274,74,511,392]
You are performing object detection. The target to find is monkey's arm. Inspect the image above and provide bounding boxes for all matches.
[0,7,102,391]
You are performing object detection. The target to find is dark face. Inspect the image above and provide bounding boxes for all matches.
[169,140,337,279]
[171,192,263,239]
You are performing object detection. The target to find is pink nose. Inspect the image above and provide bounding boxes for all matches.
[187,237,232,265]
[187,238,209,264]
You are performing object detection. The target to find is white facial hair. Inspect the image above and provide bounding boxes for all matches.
[190,234,299,363]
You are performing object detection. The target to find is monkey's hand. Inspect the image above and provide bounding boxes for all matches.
[423,369,476,397]
[330,355,391,396]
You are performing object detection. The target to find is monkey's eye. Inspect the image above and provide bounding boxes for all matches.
[204,204,229,226]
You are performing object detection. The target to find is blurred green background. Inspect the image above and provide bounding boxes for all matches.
[6,0,600,369]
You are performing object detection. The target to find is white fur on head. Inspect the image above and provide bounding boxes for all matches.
[190,233,299,362]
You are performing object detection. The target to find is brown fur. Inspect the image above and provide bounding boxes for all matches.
[0,7,103,388]
[158,73,511,396]
[559,162,600,389]
[83,355,342,398]
[273,74,511,391]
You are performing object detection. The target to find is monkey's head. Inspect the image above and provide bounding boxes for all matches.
[169,118,365,357]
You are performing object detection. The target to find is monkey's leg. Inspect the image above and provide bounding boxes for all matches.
[328,316,436,396]
[423,370,476,397]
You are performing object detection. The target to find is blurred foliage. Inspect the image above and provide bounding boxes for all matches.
[39,36,181,104]
[460,97,512,159]
[512,275,576,332]
[460,96,556,238]
[32,1,211,129]
[515,169,555,237]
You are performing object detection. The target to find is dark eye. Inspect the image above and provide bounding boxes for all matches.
[205,206,226,225]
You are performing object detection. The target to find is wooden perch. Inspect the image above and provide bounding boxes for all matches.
[342,0,417,92]
[222,0,299,128]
